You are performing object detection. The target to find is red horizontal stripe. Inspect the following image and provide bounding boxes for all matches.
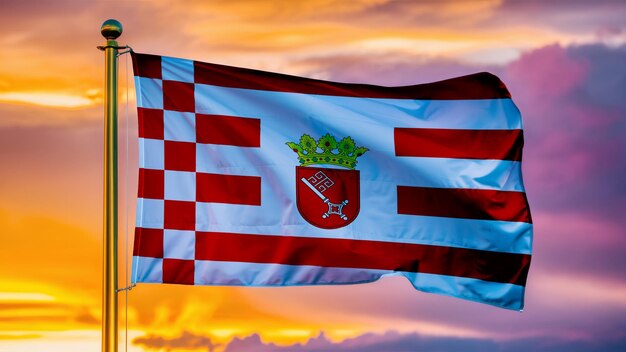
[397,186,532,223]
[194,60,510,100]
[131,53,512,100]
[194,231,530,286]
[196,114,260,147]
[196,173,261,205]
[395,128,523,161]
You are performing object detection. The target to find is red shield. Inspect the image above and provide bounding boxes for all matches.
[296,166,360,229]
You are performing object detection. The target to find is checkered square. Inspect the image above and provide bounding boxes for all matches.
[133,53,162,79]
[164,110,196,142]
[163,230,195,260]
[163,81,195,113]
[164,200,195,231]
[138,108,164,140]
[164,170,195,201]
[133,257,163,283]
[164,141,195,172]
[135,77,163,109]
[162,56,194,83]
[133,228,163,258]
[139,139,164,170]
[163,259,195,285]
[136,198,164,229]
[138,169,164,199]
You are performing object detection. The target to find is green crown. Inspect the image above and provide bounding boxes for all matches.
[286,133,368,169]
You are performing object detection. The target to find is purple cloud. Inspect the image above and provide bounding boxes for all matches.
[133,330,626,352]
[224,331,497,352]
[495,0,626,34]
[295,54,500,87]
[504,44,626,221]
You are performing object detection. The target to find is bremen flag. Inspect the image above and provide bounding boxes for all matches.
[130,52,532,310]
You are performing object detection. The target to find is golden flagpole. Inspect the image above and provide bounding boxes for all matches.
[98,19,123,352]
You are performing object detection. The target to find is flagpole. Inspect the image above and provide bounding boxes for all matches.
[99,19,123,352]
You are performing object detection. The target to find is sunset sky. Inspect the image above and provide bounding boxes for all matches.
[1,0,626,351]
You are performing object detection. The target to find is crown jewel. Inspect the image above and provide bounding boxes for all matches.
[286,133,368,169]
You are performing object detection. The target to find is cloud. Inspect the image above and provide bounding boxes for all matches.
[0,92,97,109]
[567,44,626,110]
[0,0,618,130]
[291,53,499,86]
[133,331,221,352]
[131,330,626,352]
[178,0,502,30]
[0,0,611,120]
[496,0,626,37]
[506,44,589,101]
[502,44,626,222]
[223,331,497,352]
[0,333,42,340]
[342,0,504,26]
[0,209,102,332]
[0,292,99,331]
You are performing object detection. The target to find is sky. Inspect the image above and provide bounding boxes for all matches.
[1,0,626,351]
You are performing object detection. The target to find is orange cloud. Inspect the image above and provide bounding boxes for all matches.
[0,92,97,109]
[0,0,602,128]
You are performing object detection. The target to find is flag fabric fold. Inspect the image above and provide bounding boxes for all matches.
[131,52,532,310]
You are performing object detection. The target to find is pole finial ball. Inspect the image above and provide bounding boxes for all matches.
[101,19,123,40]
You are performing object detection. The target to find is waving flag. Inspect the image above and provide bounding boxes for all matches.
[131,52,532,310]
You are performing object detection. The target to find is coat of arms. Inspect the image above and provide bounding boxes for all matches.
[287,133,368,229]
